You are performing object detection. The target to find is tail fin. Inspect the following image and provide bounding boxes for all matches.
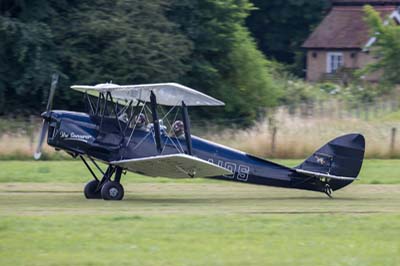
[296,134,365,182]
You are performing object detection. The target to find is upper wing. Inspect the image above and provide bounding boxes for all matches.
[71,83,225,106]
[295,169,359,181]
[111,154,232,178]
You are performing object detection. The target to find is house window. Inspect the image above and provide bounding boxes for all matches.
[312,52,318,58]
[327,52,344,73]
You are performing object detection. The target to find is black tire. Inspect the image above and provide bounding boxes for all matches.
[84,180,102,199]
[101,181,124,201]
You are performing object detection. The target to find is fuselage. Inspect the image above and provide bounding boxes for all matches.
[46,110,344,193]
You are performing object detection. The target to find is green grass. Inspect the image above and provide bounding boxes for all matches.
[1,214,399,266]
[0,151,71,161]
[0,183,399,266]
[0,160,400,265]
[0,159,399,184]
[0,160,220,183]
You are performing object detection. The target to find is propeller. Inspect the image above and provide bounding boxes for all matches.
[34,74,59,160]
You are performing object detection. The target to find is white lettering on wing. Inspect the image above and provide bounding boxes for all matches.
[208,158,250,182]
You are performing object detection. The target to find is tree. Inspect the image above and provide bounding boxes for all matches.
[0,0,61,114]
[246,0,330,75]
[361,5,400,86]
[52,0,191,85]
[48,0,192,112]
[0,0,192,114]
[170,0,281,122]
[1,0,282,122]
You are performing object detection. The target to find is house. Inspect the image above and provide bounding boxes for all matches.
[303,0,400,83]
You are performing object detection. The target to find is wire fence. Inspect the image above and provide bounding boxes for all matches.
[203,99,400,159]
[276,99,399,121]
[0,99,399,159]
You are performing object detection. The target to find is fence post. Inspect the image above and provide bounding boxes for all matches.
[391,127,397,155]
[319,101,324,117]
[364,105,369,121]
[355,104,360,119]
[374,102,379,118]
[391,100,397,112]
[271,127,277,157]
[29,115,35,153]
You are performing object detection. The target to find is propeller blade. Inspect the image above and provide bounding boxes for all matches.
[45,74,59,113]
[34,73,59,160]
[34,120,49,160]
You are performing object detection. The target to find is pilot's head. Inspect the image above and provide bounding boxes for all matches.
[172,120,184,137]
[135,113,146,128]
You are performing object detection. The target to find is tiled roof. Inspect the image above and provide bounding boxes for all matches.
[332,0,400,5]
[303,6,398,49]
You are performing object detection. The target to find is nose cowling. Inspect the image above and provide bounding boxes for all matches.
[41,111,54,121]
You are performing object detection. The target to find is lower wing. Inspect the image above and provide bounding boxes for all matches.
[111,154,232,178]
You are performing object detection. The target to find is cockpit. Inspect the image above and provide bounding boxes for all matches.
[68,83,224,157]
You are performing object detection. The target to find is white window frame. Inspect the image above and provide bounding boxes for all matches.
[327,52,344,73]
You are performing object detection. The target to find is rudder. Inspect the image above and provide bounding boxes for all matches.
[296,134,365,180]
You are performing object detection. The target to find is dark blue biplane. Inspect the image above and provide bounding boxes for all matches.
[35,75,365,200]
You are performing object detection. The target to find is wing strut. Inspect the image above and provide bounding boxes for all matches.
[181,101,193,155]
[150,91,162,153]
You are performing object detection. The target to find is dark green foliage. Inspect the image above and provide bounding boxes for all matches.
[170,0,280,122]
[246,0,330,75]
[218,27,281,119]
[1,0,281,122]
[360,5,400,86]
[53,0,191,84]
[1,0,192,114]
[0,0,61,114]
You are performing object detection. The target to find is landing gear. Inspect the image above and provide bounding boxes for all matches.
[324,183,333,198]
[80,156,125,201]
[101,181,124,200]
[84,180,102,199]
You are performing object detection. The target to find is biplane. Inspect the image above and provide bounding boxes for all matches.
[34,75,365,200]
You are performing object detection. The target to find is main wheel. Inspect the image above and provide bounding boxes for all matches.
[84,180,102,199]
[101,181,124,201]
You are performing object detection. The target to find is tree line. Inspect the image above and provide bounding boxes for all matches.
[0,0,333,120]
[3,0,398,121]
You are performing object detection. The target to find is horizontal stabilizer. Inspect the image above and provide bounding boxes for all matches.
[296,169,359,181]
[111,154,232,178]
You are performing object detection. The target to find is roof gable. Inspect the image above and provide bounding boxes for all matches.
[303,6,399,49]
[332,0,400,5]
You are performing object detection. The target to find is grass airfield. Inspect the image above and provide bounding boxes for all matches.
[0,160,399,265]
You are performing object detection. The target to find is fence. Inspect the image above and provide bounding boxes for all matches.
[204,99,400,159]
[277,99,399,121]
[0,99,399,159]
